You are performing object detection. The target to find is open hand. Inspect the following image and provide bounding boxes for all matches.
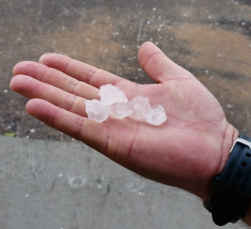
[10,42,238,199]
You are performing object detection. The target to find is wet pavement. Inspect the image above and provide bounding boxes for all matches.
[0,0,251,139]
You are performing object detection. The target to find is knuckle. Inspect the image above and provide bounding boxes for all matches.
[64,94,77,111]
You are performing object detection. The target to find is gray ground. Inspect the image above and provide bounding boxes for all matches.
[0,136,247,229]
[0,0,251,228]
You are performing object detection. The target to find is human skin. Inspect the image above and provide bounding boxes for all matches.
[10,42,243,220]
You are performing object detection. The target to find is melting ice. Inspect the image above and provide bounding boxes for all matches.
[85,99,109,122]
[86,84,167,125]
[127,95,151,120]
[99,84,128,105]
[108,102,133,119]
[145,105,167,126]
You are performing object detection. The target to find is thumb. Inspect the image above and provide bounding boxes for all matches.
[138,42,193,83]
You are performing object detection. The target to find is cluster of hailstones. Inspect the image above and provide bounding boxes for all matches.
[85,84,167,126]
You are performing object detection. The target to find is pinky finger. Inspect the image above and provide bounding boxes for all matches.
[26,99,108,153]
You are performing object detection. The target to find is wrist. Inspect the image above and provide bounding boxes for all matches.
[203,123,239,201]
[204,129,251,226]
[217,123,239,175]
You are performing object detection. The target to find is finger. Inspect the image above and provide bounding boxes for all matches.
[13,61,99,100]
[39,53,132,88]
[10,75,88,117]
[138,42,194,83]
[26,99,109,154]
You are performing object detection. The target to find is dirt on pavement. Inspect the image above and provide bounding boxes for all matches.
[0,0,251,141]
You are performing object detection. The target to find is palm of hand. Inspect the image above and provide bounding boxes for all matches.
[110,77,228,199]
[10,42,237,199]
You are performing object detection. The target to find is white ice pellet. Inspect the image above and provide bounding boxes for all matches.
[99,84,128,105]
[128,96,151,120]
[108,102,133,119]
[145,105,167,126]
[86,84,167,125]
[85,99,109,122]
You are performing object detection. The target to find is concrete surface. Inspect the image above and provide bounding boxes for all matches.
[0,136,247,229]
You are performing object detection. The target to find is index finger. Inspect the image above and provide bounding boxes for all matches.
[39,53,131,89]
